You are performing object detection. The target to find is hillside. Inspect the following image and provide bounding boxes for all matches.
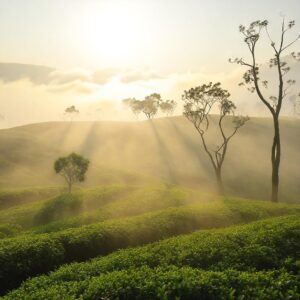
[0,183,299,297]
[0,116,299,202]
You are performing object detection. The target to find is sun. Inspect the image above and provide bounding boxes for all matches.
[76,2,145,68]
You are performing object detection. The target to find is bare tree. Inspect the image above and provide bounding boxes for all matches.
[160,100,177,117]
[230,19,300,202]
[182,82,249,194]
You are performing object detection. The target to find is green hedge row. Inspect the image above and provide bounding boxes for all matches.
[0,187,59,210]
[46,215,300,283]
[4,267,299,300]
[0,184,132,231]
[0,201,299,294]
[2,214,300,297]
[31,185,187,234]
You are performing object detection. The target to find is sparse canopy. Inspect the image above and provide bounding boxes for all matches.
[160,100,177,116]
[64,105,79,121]
[230,18,300,202]
[183,82,249,194]
[123,94,176,119]
[54,153,89,193]
[123,98,144,118]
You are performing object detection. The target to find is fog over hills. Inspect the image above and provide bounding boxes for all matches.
[0,116,299,202]
[0,57,299,128]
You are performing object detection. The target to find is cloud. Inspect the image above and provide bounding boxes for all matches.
[47,81,99,94]
[49,68,92,85]
[92,69,117,84]
[0,63,118,94]
[0,63,54,85]
[120,68,163,83]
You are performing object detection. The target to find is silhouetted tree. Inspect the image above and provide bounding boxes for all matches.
[182,82,249,194]
[230,19,300,202]
[123,98,143,118]
[65,105,79,121]
[54,153,89,193]
[123,93,162,119]
[160,100,177,116]
[142,93,162,119]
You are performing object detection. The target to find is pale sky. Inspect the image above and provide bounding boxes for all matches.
[0,0,300,127]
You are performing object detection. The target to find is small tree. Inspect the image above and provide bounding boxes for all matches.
[182,82,249,194]
[54,153,89,193]
[142,93,161,119]
[123,98,143,118]
[123,93,162,120]
[230,19,300,202]
[160,100,177,116]
[64,105,79,121]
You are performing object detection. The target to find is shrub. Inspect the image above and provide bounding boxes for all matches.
[0,213,299,295]
[4,267,300,299]
[0,187,59,210]
[0,223,22,239]
[34,194,82,225]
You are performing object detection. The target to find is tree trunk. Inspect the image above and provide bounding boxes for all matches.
[271,116,280,202]
[215,168,224,195]
[68,181,72,193]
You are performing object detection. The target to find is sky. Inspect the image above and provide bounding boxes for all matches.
[0,0,300,127]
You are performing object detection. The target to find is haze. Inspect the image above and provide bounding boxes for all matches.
[0,0,300,127]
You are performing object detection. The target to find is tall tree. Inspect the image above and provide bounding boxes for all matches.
[230,19,300,202]
[182,82,249,194]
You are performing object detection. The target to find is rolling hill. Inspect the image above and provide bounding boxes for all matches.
[0,116,299,202]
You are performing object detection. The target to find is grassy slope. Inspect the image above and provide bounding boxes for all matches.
[0,116,299,201]
[0,184,201,236]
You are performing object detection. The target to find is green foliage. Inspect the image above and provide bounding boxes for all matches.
[54,153,89,192]
[0,184,134,232]
[6,267,298,300]
[31,184,187,234]
[0,200,46,230]
[34,194,82,225]
[3,215,300,299]
[0,200,298,295]
[0,187,59,210]
[0,223,22,239]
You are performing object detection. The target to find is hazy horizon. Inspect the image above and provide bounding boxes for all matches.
[0,0,300,127]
